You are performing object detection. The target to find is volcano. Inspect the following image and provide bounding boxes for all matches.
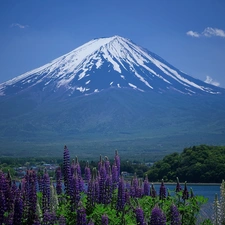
[0,35,224,97]
[0,36,224,159]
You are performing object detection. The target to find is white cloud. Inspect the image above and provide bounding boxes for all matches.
[186,27,225,38]
[10,23,29,29]
[202,27,225,37]
[204,75,220,86]
[186,31,200,38]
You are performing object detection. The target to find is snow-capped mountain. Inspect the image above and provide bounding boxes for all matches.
[0,35,224,97]
[1,35,225,157]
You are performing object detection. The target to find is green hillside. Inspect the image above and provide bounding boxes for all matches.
[147,145,225,183]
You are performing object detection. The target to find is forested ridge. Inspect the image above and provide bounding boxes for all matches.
[147,145,225,183]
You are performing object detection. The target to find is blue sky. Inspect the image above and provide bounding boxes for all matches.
[0,0,225,87]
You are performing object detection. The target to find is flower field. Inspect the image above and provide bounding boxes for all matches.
[0,145,224,224]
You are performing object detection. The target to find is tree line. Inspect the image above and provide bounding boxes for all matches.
[147,145,225,183]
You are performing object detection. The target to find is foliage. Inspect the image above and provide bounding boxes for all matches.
[147,145,225,183]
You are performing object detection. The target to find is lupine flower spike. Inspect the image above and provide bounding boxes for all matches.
[114,150,120,182]
[143,174,150,196]
[150,183,157,198]
[102,214,109,225]
[117,176,125,211]
[159,179,166,200]
[150,205,166,225]
[170,204,181,225]
[182,181,189,201]
[176,177,182,192]
[135,206,145,225]
[77,205,87,225]
[63,145,72,196]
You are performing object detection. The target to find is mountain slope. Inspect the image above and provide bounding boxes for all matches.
[0,89,225,159]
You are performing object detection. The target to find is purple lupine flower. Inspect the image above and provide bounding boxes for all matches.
[176,177,182,192]
[0,170,5,192]
[11,180,17,197]
[114,150,120,181]
[99,163,107,204]
[71,157,84,192]
[42,211,57,225]
[105,173,113,204]
[102,214,109,225]
[132,174,139,197]
[112,164,118,190]
[117,177,125,211]
[150,183,157,198]
[170,204,181,225]
[42,170,51,213]
[144,174,150,196]
[21,170,38,225]
[29,170,38,219]
[58,215,66,225]
[85,162,91,182]
[1,170,14,224]
[6,169,12,186]
[33,219,41,225]
[88,220,95,225]
[104,156,111,175]
[4,170,14,212]
[56,167,62,195]
[0,189,6,225]
[135,207,145,225]
[71,172,81,207]
[87,167,98,207]
[79,176,84,192]
[4,211,13,225]
[137,179,143,198]
[94,177,99,204]
[13,189,23,225]
[75,156,82,178]
[125,189,130,204]
[150,205,166,225]
[126,181,131,190]
[130,184,135,198]
[136,187,143,198]
[87,179,95,210]
[71,159,76,176]
[63,145,72,196]
[21,175,29,219]
[182,181,189,200]
[159,179,166,200]
[77,207,87,225]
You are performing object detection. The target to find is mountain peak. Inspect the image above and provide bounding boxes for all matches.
[0,36,224,97]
